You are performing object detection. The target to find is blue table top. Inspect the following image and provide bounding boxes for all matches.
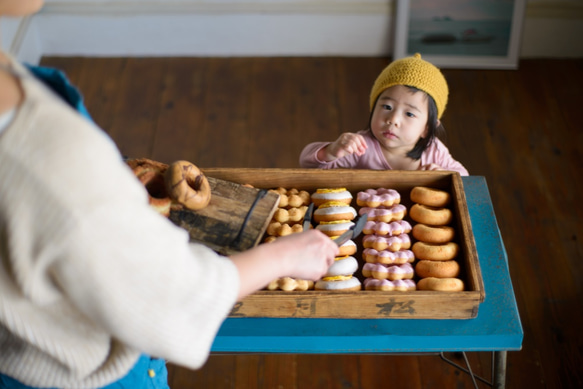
[211,176,524,353]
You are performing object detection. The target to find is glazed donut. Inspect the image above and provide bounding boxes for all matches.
[362,234,411,252]
[128,158,172,217]
[415,260,460,278]
[362,263,414,281]
[333,238,357,256]
[315,276,361,291]
[410,186,451,207]
[272,206,309,223]
[363,248,415,265]
[165,160,211,211]
[364,278,416,292]
[412,223,455,244]
[362,220,412,236]
[315,220,355,237]
[356,188,401,207]
[359,204,407,222]
[323,256,358,278]
[410,204,453,226]
[412,241,459,261]
[311,188,353,207]
[417,277,464,292]
[266,277,314,291]
[313,201,357,223]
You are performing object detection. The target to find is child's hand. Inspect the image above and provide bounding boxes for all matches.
[419,163,445,171]
[320,132,368,161]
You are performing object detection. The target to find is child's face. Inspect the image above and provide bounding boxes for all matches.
[370,85,430,154]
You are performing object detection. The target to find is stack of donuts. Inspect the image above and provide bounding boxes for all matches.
[409,186,464,292]
[264,187,313,291]
[310,188,361,291]
[358,188,417,292]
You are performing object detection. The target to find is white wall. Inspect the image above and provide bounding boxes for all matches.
[1,0,582,65]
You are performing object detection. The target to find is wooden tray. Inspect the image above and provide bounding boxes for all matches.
[202,168,485,319]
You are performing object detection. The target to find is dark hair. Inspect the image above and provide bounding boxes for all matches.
[368,86,445,160]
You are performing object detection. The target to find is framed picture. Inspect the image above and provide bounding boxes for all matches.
[393,0,526,69]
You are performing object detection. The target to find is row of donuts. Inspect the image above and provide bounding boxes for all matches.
[409,186,464,292]
[357,188,417,292]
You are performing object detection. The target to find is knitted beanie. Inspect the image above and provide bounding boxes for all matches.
[369,53,449,119]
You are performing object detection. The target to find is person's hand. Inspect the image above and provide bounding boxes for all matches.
[272,229,339,281]
[320,132,368,161]
[419,163,445,171]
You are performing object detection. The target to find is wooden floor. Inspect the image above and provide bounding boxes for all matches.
[40,56,583,388]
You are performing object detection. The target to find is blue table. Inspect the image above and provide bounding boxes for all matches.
[211,176,523,387]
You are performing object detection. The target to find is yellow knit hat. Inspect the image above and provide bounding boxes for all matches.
[369,53,449,119]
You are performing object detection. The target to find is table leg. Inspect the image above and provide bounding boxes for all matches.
[493,351,507,388]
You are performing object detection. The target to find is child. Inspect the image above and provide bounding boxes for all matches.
[299,53,468,176]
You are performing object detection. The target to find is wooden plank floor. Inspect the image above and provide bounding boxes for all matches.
[40,56,583,388]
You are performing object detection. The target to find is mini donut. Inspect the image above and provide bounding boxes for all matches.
[272,206,308,223]
[362,220,412,236]
[128,159,172,217]
[315,220,355,237]
[410,186,451,207]
[412,241,459,261]
[362,234,411,252]
[266,277,314,291]
[412,223,455,244]
[364,278,416,292]
[417,277,464,292]
[333,238,357,256]
[267,222,304,237]
[270,188,311,208]
[311,188,353,207]
[315,276,361,291]
[356,188,401,207]
[415,260,460,278]
[313,201,357,223]
[362,263,414,281]
[359,204,407,222]
[362,248,415,265]
[324,256,358,278]
[409,203,453,226]
[165,160,211,211]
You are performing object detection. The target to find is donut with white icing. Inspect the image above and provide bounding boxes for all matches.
[316,220,355,237]
[362,234,411,252]
[362,248,415,265]
[315,276,361,291]
[357,188,401,207]
[362,220,412,236]
[364,278,416,292]
[359,204,407,222]
[362,263,414,281]
[311,188,353,207]
[313,201,357,223]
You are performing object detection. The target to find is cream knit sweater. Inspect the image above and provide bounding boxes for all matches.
[0,57,239,388]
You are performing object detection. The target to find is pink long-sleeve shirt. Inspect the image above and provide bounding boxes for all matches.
[299,130,469,176]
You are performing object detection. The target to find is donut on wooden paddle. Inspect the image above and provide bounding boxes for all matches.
[165,160,211,211]
[127,158,172,217]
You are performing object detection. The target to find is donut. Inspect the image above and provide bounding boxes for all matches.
[359,204,407,222]
[415,260,460,278]
[412,241,459,261]
[409,203,453,226]
[315,276,361,291]
[410,186,451,207]
[266,277,314,291]
[362,263,414,281]
[333,238,357,256]
[412,223,455,244]
[356,188,401,207]
[417,277,464,292]
[272,206,309,223]
[362,220,412,236]
[323,256,358,278]
[270,188,311,208]
[127,158,172,217]
[311,188,353,207]
[362,234,411,252]
[362,248,415,265]
[364,278,416,292]
[315,220,355,237]
[313,201,357,223]
[267,222,304,237]
[165,160,211,211]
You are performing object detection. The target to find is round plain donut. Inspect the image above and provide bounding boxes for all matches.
[315,276,361,291]
[128,159,172,217]
[313,201,357,222]
[165,160,211,211]
[415,260,460,278]
[412,241,459,261]
[410,203,453,226]
[410,186,451,207]
[417,277,464,292]
[412,223,455,244]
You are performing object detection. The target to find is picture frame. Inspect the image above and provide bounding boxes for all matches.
[393,0,526,69]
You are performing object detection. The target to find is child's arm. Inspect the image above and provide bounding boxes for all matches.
[318,132,368,162]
